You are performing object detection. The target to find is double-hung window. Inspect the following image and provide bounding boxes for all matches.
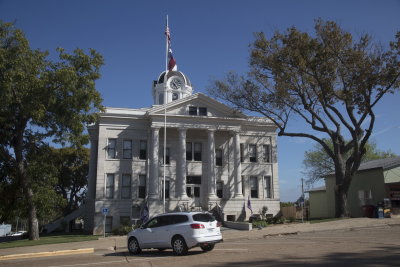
[263,145,271,163]
[240,143,244,162]
[139,140,147,160]
[216,149,223,166]
[250,176,258,198]
[217,181,223,198]
[186,142,193,161]
[160,147,170,165]
[161,180,170,199]
[186,142,202,161]
[138,175,146,199]
[121,174,131,199]
[123,140,132,159]
[194,143,202,161]
[107,139,116,159]
[106,174,115,199]
[264,176,272,198]
[249,144,257,162]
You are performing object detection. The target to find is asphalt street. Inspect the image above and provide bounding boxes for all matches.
[1,224,400,267]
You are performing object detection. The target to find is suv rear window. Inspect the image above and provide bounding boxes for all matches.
[192,213,215,222]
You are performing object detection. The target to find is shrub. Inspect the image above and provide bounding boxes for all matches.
[252,220,268,228]
[112,225,133,235]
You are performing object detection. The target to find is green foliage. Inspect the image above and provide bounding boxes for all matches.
[112,225,133,236]
[280,202,295,208]
[303,140,397,186]
[208,19,400,217]
[252,220,268,228]
[0,20,104,239]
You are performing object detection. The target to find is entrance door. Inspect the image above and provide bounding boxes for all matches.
[186,176,201,207]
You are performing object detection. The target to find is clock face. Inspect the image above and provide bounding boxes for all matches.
[172,93,179,100]
[170,78,183,90]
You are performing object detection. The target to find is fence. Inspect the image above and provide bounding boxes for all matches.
[281,206,309,220]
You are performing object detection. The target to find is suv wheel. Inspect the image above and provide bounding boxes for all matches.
[200,243,215,252]
[172,236,188,256]
[128,237,141,255]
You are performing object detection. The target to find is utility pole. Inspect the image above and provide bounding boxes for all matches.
[301,178,304,223]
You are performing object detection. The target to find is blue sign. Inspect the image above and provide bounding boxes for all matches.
[102,207,109,215]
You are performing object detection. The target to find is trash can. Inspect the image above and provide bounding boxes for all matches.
[362,205,376,218]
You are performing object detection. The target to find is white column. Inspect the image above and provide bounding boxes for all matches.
[149,126,160,199]
[208,129,217,199]
[178,128,188,199]
[234,131,243,198]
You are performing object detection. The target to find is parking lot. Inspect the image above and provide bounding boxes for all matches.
[2,225,400,267]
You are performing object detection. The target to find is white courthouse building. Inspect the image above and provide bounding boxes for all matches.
[85,69,280,234]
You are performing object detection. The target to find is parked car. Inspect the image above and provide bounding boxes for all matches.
[127,212,223,256]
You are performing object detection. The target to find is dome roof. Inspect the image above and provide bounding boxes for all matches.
[156,71,192,87]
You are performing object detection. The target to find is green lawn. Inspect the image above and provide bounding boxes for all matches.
[0,234,99,249]
[308,217,348,224]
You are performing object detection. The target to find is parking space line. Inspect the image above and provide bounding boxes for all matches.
[49,260,127,267]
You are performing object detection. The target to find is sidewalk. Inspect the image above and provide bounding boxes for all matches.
[1,217,399,260]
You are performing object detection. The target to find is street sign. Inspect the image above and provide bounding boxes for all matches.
[102,207,109,215]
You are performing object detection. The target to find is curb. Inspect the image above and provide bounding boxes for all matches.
[0,248,94,261]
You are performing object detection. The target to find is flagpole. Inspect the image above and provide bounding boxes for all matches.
[163,15,168,214]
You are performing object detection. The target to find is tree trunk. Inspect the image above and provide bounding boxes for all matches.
[19,166,40,240]
[333,152,351,218]
[15,120,40,240]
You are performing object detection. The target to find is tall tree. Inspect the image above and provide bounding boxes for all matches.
[0,21,104,239]
[303,140,397,186]
[208,20,400,217]
[51,147,89,216]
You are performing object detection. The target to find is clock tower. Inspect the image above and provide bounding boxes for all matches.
[152,70,193,105]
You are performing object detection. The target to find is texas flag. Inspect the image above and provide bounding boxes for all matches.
[165,25,177,71]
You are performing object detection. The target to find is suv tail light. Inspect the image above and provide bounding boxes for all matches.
[216,221,222,227]
[190,223,205,229]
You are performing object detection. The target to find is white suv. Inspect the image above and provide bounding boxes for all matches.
[127,212,223,256]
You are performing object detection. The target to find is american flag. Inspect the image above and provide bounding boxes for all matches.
[165,25,177,71]
[247,195,253,215]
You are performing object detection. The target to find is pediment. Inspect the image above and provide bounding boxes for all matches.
[147,93,246,119]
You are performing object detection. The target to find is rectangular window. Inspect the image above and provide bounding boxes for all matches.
[105,216,113,233]
[120,216,131,226]
[121,174,131,199]
[217,181,223,198]
[240,143,244,162]
[107,139,116,159]
[194,143,202,161]
[139,140,147,160]
[216,149,222,166]
[194,187,200,197]
[123,140,132,159]
[186,176,202,184]
[106,174,115,199]
[161,147,170,165]
[138,175,146,199]
[186,142,193,161]
[189,106,197,115]
[250,176,258,198]
[249,144,257,162]
[263,145,271,163]
[198,107,207,116]
[241,176,245,195]
[162,180,170,199]
[163,147,171,165]
[264,176,272,198]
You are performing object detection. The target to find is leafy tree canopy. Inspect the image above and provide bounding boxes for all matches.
[208,19,400,217]
[303,140,397,187]
[0,21,104,239]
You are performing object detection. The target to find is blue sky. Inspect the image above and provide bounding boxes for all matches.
[1,0,399,201]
